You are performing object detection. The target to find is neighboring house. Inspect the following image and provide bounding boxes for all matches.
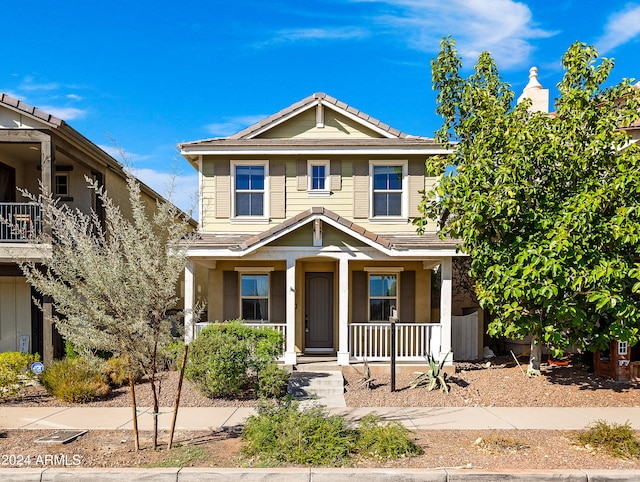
[0,93,189,364]
[179,92,473,366]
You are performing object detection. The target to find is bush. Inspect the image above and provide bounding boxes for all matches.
[104,356,143,387]
[241,400,355,466]
[40,358,111,403]
[575,420,640,459]
[160,340,185,371]
[257,362,289,399]
[186,320,287,398]
[0,352,38,397]
[354,414,422,459]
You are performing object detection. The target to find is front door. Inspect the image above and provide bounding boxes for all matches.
[305,272,333,351]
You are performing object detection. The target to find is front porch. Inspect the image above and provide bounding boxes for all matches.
[193,319,446,365]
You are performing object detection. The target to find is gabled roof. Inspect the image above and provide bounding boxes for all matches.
[229,92,409,140]
[189,207,459,257]
[180,92,439,150]
[0,93,64,127]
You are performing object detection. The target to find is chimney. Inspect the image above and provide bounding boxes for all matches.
[517,66,549,113]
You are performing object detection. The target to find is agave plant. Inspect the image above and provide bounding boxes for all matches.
[410,352,450,393]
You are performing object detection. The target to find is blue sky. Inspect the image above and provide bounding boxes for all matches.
[2,1,640,217]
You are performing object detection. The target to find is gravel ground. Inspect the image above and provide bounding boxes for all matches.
[2,356,640,470]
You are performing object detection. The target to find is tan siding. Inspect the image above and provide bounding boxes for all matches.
[214,161,230,218]
[201,162,216,230]
[270,161,285,219]
[408,160,425,218]
[352,162,369,218]
[259,109,385,139]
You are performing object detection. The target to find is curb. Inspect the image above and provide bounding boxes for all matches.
[1,468,639,481]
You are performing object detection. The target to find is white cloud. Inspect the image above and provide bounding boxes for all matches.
[39,106,86,120]
[596,5,640,53]
[354,0,555,69]
[66,93,83,101]
[205,114,267,137]
[130,167,200,219]
[273,26,369,43]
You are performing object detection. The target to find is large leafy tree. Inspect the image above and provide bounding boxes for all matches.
[417,38,640,373]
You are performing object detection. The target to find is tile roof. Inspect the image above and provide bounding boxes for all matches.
[0,93,64,126]
[180,93,438,148]
[190,208,458,253]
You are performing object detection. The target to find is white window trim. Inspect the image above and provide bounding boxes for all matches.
[230,160,269,221]
[367,271,400,322]
[239,272,271,322]
[368,160,408,223]
[307,159,331,197]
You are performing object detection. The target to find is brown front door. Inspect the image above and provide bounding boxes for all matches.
[305,272,333,351]
[0,162,16,202]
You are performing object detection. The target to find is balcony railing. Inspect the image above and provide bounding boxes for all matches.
[0,203,41,242]
[349,322,442,362]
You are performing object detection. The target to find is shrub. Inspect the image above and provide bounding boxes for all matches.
[160,340,185,371]
[0,352,38,397]
[40,358,111,403]
[186,320,287,398]
[241,400,355,466]
[104,356,143,387]
[410,352,450,393]
[575,420,640,459]
[354,414,422,459]
[256,362,289,399]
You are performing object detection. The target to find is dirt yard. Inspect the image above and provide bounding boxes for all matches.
[2,356,640,470]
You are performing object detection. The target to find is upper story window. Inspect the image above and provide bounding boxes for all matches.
[55,173,69,196]
[232,161,268,219]
[370,161,407,220]
[368,273,398,321]
[307,160,330,196]
[240,273,269,321]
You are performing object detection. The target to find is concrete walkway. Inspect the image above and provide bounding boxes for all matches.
[3,405,640,431]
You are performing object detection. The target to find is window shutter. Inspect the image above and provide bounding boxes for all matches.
[270,271,286,322]
[352,162,369,219]
[351,270,368,322]
[330,160,341,191]
[408,161,425,218]
[223,271,239,321]
[297,160,307,191]
[270,161,285,219]
[214,161,230,218]
[400,271,415,323]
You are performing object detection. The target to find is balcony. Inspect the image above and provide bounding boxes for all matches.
[0,203,41,242]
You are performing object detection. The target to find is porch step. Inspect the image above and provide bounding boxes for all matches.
[287,370,346,408]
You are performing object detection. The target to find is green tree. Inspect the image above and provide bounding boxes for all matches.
[18,173,197,449]
[417,37,640,373]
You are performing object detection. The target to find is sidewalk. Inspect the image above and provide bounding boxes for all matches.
[3,405,640,431]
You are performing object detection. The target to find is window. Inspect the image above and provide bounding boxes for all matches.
[233,162,267,217]
[55,173,69,196]
[307,160,330,196]
[372,164,403,217]
[369,274,397,321]
[240,274,269,321]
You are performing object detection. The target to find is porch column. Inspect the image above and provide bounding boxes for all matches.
[284,257,297,365]
[183,260,195,344]
[41,138,55,365]
[439,257,453,365]
[337,256,350,365]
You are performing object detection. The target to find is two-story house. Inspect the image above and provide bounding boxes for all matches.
[179,93,471,366]
[0,93,188,364]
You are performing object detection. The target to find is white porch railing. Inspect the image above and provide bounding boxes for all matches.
[349,323,442,362]
[193,322,286,359]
